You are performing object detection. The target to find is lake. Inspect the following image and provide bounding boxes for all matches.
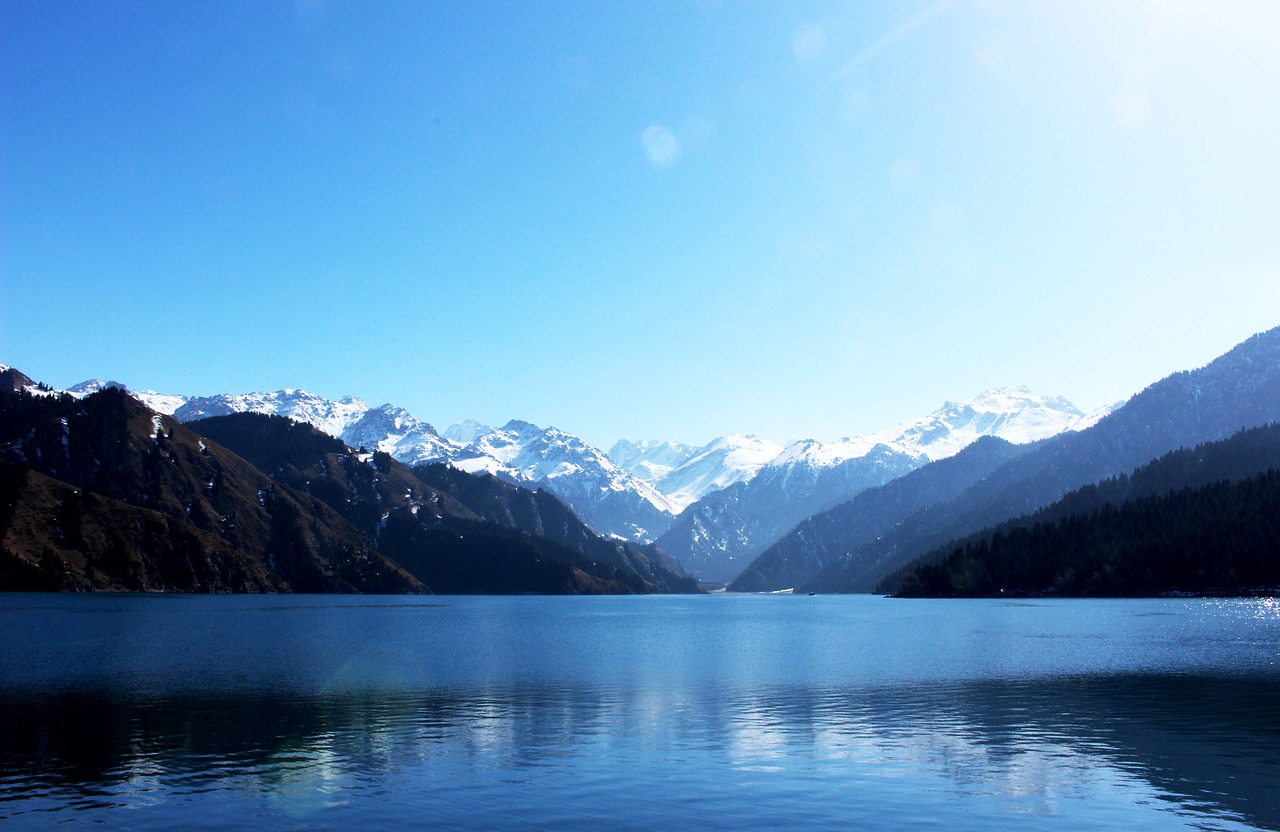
[1,593,1277,830]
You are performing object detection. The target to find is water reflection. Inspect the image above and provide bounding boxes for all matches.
[2,673,1276,830]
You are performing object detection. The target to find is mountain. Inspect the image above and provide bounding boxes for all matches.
[340,403,462,465]
[778,386,1091,466]
[655,446,920,585]
[611,435,786,512]
[2,366,52,396]
[62,383,676,545]
[891,423,1280,597]
[42,378,1114,565]
[729,435,1034,592]
[409,463,697,593]
[65,378,189,415]
[0,387,423,593]
[656,387,1096,585]
[173,389,370,437]
[608,439,699,486]
[189,413,697,594]
[804,326,1280,593]
[444,419,494,445]
[453,420,679,541]
[0,377,703,594]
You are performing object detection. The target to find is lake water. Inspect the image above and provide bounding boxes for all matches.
[1,593,1278,830]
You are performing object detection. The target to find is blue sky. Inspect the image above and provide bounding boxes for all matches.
[3,0,1278,448]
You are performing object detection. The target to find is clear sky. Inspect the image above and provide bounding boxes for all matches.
[2,0,1278,449]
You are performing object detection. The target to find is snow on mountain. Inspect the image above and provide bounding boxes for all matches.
[53,378,673,541]
[771,386,1085,472]
[63,381,463,466]
[1,365,58,397]
[654,435,785,512]
[884,386,1082,458]
[172,390,370,438]
[607,439,699,485]
[656,386,1093,583]
[443,419,493,445]
[65,379,189,414]
[1069,399,1126,432]
[164,389,474,467]
[65,379,127,397]
[453,420,680,541]
[340,403,462,465]
[131,391,190,415]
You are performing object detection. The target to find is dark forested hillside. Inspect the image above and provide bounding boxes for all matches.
[188,413,698,594]
[0,461,289,592]
[893,471,1280,597]
[0,385,697,594]
[805,326,1280,593]
[409,463,697,592]
[888,424,1280,596]
[0,388,423,593]
[729,436,1031,592]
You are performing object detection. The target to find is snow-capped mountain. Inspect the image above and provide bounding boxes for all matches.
[769,386,1088,472]
[65,379,189,415]
[655,386,1099,583]
[443,419,493,445]
[56,378,681,544]
[173,390,370,438]
[613,434,785,512]
[67,384,462,468]
[608,439,699,485]
[340,404,462,466]
[454,420,679,541]
[41,372,1117,561]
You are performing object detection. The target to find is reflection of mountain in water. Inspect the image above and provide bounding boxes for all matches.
[3,673,1277,830]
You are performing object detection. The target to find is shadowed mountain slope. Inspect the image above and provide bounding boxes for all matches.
[805,326,1280,593]
[0,388,422,593]
[890,423,1280,596]
[730,435,1032,592]
[189,413,698,594]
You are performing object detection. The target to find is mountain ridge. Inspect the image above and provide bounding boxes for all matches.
[655,386,1105,583]
[890,422,1280,597]
[802,325,1280,593]
[0,386,699,594]
[42,373,1117,573]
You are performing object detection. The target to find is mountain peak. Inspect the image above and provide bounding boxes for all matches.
[66,379,128,396]
[443,419,492,445]
[964,386,1080,415]
[1,365,50,396]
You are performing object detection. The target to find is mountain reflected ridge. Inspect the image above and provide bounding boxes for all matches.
[2,594,1277,831]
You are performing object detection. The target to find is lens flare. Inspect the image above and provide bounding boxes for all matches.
[642,125,681,167]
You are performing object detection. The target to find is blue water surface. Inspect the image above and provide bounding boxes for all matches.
[1,593,1278,830]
